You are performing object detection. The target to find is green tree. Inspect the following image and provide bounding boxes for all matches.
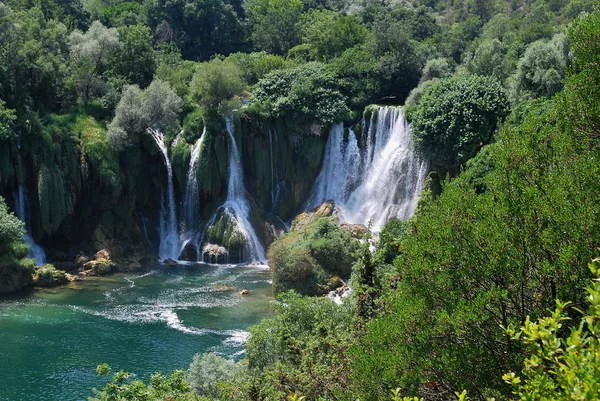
[68,20,121,103]
[189,57,245,113]
[510,34,570,103]
[252,62,350,127]
[0,99,16,140]
[410,74,509,171]
[143,0,245,60]
[108,78,181,149]
[504,260,600,400]
[109,24,155,87]
[299,9,369,61]
[188,353,238,398]
[246,0,303,54]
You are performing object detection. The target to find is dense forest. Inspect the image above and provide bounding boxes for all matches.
[1,0,600,399]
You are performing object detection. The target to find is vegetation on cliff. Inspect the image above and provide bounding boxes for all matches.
[1,0,599,400]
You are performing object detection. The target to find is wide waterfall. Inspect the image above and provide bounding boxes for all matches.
[202,116,267,264]
[12,185,46,266]
[149,128,181,260]
[306,106,428,231]
[180,128,206,257]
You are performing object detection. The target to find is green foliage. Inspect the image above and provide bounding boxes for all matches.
[0,99,16,140]
[68,20,121,103]
[268,217,357,295]
[109,24,155,87]
[32,264,67,287]
[246,0,304,54]
[504,260,600,400]
[351,96,600,400]
[108,78,182,149]
[376,218,409,265]
[299,10,369,61]
[0,196,33,293]
[187,353,238,398]
[190,57,245,113]
[246,292,356,400]
[225,51,289,85]
[143,0,245,60]
[561,8,600,139]
[253,62,350,128]
[510,34,570,103]
[90,366,198,401]
[410,74,509,171]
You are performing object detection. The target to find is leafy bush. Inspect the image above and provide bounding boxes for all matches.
[90,365,197,401]
[246,292,356,400]
[108,79,181,149]
[503,260,600,400]
[510,34,570,103]
[0,196,33,293]
[253,63,350,128]
[268,217,357,295]
[188,353,238,398]
[190,58,245,113]
[409,74,509,171]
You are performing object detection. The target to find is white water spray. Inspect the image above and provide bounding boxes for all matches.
[149,128,180,260]
[203,116,266,264]
[306,106,427,231]
[180,128,206,258]
[13,185,46,266]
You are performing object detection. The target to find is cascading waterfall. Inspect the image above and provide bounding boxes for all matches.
[149,128,180,260]
[203,116,266,264]
[12,185,46,266]
[304,123,362,208]
[306,106,428,231]
[180,128,206,258]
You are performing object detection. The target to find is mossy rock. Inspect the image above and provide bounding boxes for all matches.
[32,264,68,287]
[203,208,250,263]
[268,215,358,296]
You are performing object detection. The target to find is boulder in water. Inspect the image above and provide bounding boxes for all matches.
[179,242,199,262]
[164,258,179,267]
[240,289,249,296]
[201,243,228,264]
[83,249,115,276]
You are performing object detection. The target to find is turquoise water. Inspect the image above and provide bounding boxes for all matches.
[0,263,274,401]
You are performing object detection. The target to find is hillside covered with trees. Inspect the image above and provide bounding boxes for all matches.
[1,0,600,399]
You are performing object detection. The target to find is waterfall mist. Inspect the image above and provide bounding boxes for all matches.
[306,106,428,231]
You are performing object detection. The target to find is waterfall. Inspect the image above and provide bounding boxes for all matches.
[203,116,266,264]
[149,128,180,260]
[305,106,428,231]
[12,185,46,266]
[180,128,206,258]
[304,123,361,208]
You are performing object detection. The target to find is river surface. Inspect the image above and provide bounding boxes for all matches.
[0,263,273,401]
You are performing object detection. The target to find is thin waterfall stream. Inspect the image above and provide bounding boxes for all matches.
[12,184,46,266]
[149,128,181,260]
[180,128,206,258]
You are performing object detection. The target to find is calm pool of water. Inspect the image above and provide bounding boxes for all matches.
[0,263,273,401]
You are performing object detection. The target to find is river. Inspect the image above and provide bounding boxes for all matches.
[0,263,273,401]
